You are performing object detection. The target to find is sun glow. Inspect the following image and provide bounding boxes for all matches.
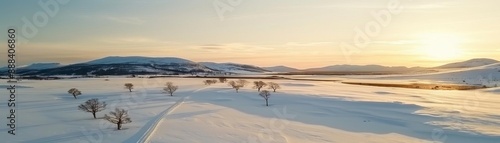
[420,33,464,60]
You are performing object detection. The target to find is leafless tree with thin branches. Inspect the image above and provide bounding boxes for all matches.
[78,98,107,119]
[68,88,82,99]
[253,81,267,92]
[164,82,179,96]
[219,77,228,83]
[124,83,134,92]
[104,108,132,130]
[203,80,218,85]
[259,90,271,106]
[268,82,281,92]
[228,80,244,93]
[236,79,249,87]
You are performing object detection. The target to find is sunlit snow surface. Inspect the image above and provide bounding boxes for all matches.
[0,74,499,142]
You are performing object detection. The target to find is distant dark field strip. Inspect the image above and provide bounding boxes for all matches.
[154,76,485,90]
[155,75,342,82]
[342,82,486,90]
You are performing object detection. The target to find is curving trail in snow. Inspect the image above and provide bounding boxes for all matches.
[136,86,211,143]
[135,96,187,143]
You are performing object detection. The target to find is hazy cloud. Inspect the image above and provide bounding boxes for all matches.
[194,43,275,52]
[100,37,163,44]
[105,16,145,25]
[372,40,420,45]
[285,42,334,47]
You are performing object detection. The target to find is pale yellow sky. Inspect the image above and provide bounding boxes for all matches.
[1,0,499,68]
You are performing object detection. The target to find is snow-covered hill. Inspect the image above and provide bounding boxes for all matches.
[200,62,269,74]
[0,62,62,71]
[385,63,500,87]
[263,66,300,72]
[5,57,499,76]
[85,56,195,65]
[24,56,212,76]
[301,58,499,72]
[20,63,62,70]
[435,58,499,69]
[2,57,271,76]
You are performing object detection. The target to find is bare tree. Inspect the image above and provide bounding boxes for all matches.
[203,80,217,85]
[203,80,211,85]
[253,81,267,92]
[211,79,218,84]
[124,83,134,92]
[68,88,82,99]
[105,108,132,130]
[228,80,236,87]
[78,98,107,119]
[268,82,281,92]
[236,79,249,87]
[219,77,228,83]
[259,90,271,106]
[228,81,244,93]
[164,82,178,96]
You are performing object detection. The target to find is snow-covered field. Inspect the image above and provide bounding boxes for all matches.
[1,75,499,142]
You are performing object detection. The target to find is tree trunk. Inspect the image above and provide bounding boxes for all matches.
[170,93,173,96]
[266,99,268,106]
[73,93,77,99]
[92,112,96,119]
[273,89,276,92]
[117,123,121,130]
[129,89,132,92]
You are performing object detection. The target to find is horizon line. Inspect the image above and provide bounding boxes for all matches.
[7,55,499,70]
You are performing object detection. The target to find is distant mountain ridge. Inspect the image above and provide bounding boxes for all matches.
[302,58,499,72]
[1,57,497,76]
[304,65,422,72]
[0,62,62,73]
[21,63,62,70]
[1,56,270,76]
[263,66,300,72]
[85,56,194,65]
[200,62,269,73]
[434,58,499,69]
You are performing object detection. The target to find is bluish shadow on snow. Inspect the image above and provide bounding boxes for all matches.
[186,89,500,143]
[20,131,86,143]
[374,91,395,95]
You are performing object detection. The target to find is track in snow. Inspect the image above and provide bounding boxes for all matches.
[135,86,211,143]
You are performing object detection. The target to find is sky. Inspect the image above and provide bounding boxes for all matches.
[0,0,499,69]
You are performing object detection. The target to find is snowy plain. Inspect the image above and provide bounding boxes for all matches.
[1,69,499,143]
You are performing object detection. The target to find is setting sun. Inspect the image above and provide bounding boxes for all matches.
[420,33,464,60]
